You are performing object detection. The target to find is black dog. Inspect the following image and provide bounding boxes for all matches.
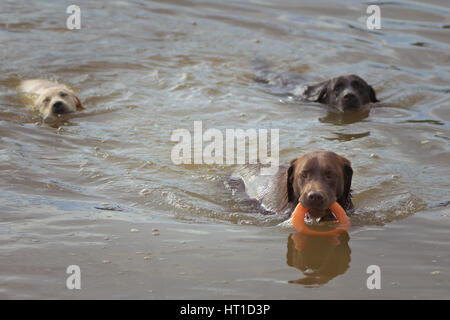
[253,58,378,112]
[301,74,378,112]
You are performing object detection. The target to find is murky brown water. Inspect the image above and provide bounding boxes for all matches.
[0,0,449,299]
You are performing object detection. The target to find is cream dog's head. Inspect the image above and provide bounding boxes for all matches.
[35,87,84,119]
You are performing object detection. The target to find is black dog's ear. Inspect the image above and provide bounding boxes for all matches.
[303,80,330,104]
[338,158,353,208]
[287,158,298,203]
[368,85,378,103]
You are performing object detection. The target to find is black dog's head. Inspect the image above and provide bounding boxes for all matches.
[303,75,378,112]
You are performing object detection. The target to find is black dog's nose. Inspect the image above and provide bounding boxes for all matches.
[307,191,324,204]
[343,93,357,102]
[342,93,360,110]
[52,101,65,114]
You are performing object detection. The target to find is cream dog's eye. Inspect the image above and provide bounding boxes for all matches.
[43,97,51,104]
[59,91,67,97]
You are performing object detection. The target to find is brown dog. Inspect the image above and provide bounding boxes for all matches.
[18,79,84,119]
[286,151,353,220]
[233,150,353,221]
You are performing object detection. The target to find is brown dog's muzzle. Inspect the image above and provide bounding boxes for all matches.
[300,184,335,219]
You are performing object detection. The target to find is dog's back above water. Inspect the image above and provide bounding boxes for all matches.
[18,79,84,120]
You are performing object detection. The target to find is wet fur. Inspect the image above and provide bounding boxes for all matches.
[232,151,354,220]
[253,57,378,112]
[18,79,84,119]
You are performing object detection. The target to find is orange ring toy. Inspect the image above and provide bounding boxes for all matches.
[291,202,350,236]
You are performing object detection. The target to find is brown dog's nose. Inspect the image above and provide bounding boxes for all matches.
[307,191,324,204]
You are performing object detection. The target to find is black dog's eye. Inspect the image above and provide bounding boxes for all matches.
[351,81,363,91]
[334,83,344,93]
[59,91,67,98]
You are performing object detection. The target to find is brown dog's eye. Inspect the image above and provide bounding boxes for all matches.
[301,172,308,179]
[324,171,333,179]
[59,91,67,98]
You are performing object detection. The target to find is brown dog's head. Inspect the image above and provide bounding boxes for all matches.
[35,87,84,119]
[304,75,378,112]
[287,151,353,219]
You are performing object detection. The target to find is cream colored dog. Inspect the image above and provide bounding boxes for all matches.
[18,79,84,119]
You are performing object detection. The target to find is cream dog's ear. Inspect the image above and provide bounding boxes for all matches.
[74,95,85,111]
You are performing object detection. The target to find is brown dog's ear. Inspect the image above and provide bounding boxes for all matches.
[303,80,330,104]
[368,85,378,103]
[75,96,85,111]
[287,158,298,203]
[338,157,353,208]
